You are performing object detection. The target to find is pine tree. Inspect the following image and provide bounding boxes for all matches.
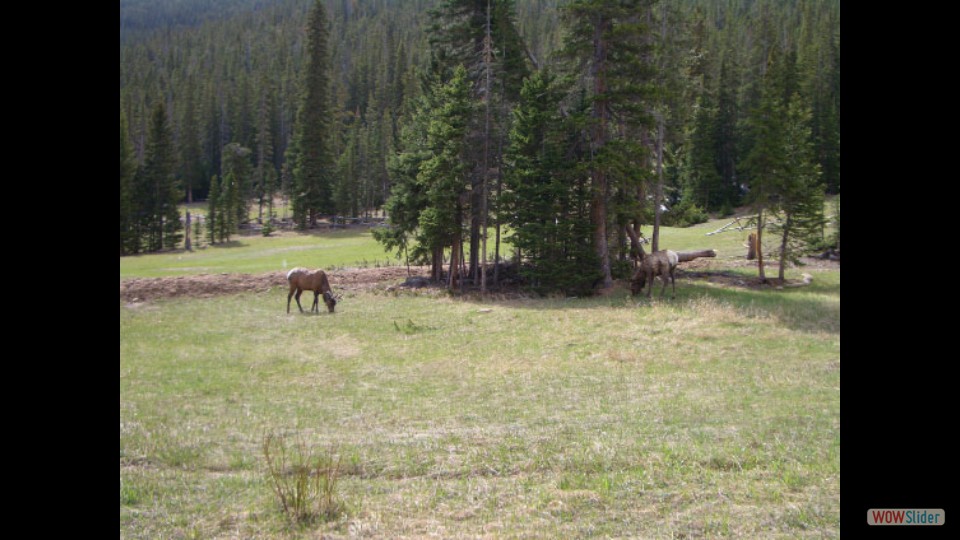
[560,0,657,288]
[742,48,786,283]
[503,69,598,294]
[743,44,823,283]
[334,118,361,217]
[683,94,722,210]
[373,93,433,276]
[714,54,741,208]
[427,0,531,282]
[203,84,223,197]
[221,142,253,227]
[810,24,840,194]
[254,79,278,225]
[418,65,475,288]
[291,0,335,228]
[375,65,475,286]
[773,98,824,280]
[180,91,203,204]
[220,171,240,242]
[207,174,220,244]
[120,107,137,255]
[141,101,182,251]
[427,0,530,100]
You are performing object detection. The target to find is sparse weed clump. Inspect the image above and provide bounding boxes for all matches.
[262,432,344,524]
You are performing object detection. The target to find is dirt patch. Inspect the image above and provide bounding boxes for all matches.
[120,266,431,303]
[121,256,836,302]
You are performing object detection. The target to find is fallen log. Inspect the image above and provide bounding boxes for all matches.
[676,249,717,263]
[622,226,717,265]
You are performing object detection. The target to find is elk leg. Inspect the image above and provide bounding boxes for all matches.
[311,291,320,313]
[295,289,305,312]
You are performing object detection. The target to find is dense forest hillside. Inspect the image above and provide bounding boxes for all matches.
[120,0,839,290]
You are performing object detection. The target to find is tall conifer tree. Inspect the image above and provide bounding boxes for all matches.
[773,98,824,280]
[142,101,182,251]
[291,0,335,228]
[120,108,137,255]
[418,65,474,288]
[560,0,656,288]
[503,70,598,294]
[207,174,220,244]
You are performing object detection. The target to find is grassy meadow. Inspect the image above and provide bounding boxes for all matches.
[119,213,769,280]
[120,218,840,538]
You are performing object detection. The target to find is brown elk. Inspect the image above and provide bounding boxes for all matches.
[632,250,680,299]
[286,268,338,314]
[630,237,680,299]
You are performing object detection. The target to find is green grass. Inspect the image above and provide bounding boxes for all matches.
[119,229,397,279]
[120,214,782,280]
[120,266,840,537]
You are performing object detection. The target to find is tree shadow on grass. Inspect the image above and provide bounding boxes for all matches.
[207,240,247,249]
[261,226,379,240]
[455,269,840,336]
[676,279,840,335]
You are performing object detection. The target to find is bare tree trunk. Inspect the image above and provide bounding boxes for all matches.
[592,182,612,288]
[185,211,192,251]
[469,198,480,281]
[653,113,664,252]
[448,239,458,290]
[460,239,467,293]
[624,223,645,264]
[778,215,792,281]
[432,246,443,282]
[494,177,502,288]
[480,0,492,295]
[493,75,507,289]
[591,16,613,289]
[449,203,464,290]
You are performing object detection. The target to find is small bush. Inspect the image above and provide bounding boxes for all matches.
[663,200,709,227]
[680,203,710,227]
[262,432,344,524]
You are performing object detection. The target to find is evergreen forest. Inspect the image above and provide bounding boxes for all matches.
[120,0,840,293]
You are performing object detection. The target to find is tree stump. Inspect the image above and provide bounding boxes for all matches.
[746,233,757,260]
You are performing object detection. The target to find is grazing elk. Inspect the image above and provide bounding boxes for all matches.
[630,236,680,299]
[286,268,339,314]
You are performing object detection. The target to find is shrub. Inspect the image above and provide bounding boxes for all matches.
[663,200,710,227]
